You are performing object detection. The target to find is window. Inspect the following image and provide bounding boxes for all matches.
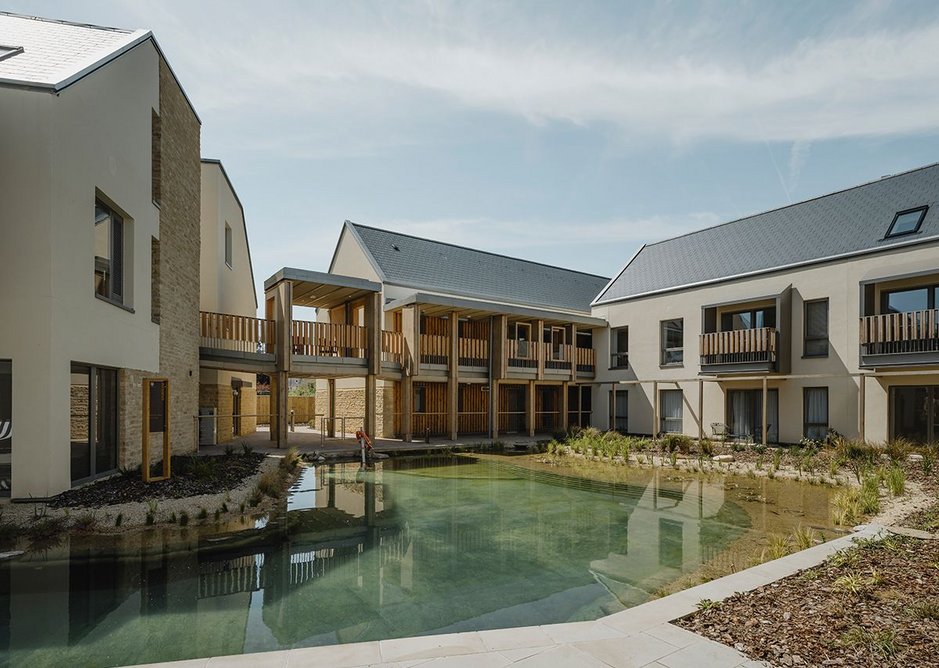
[550,326,566,361]
[0,46,23,62]
[610,389,628,433]
[885,206,927,238]
[151,110,161,206]
[567,386,592,429]
[804,299,829,357]
[611,327,629,368]
[803,387,829,441]
[660,389,683,433]
[883,285,937,313]
[224,223,233,268]
[728,389,779,443]
[70,364,119,484]
[151,237,160,325]
[94,199,125,304]
[661,319,683,365]
[720,307,776,331]
[415,385,426,413]
[512,322,532,359]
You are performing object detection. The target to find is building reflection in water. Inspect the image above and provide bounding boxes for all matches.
[0,457,834,664]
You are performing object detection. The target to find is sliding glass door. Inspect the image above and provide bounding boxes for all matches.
[892,386,938,444]
[727,389,778,443]
[70,364,119,484]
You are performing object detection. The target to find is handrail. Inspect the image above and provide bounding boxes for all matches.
[200,311,275,354]
[700,327,777,364]
[382,330,404,364]
[292,320,367,358]
[860,309,939,354]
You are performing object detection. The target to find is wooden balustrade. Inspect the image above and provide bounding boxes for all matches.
[458,337,489,367]
[699,327,777,365]
[292,320,367,358]
[544,343,572,370]
[860,309,939,355]
[506,339,537,368]
[420,334,449,365]
[382,330,404,364]
[576,346,596,371]
[200,311,274,354]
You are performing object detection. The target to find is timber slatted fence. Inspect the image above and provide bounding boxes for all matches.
[860,309,939,355]
[699,327,777,365]
[292,320,367,358]
[200,311,274,354]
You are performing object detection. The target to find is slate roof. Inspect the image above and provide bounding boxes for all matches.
[0,12,149,91]
[595,163,939,305]
[344,222,609,314]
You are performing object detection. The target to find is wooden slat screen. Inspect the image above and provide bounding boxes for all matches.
[699,327,776,365]
[200,311,275,354]
[458,384,489,434]
[506,339,537,368]
[382,330,404,364]
[859,309,939,355]
[458,337,488,366]
[420,334,449,365]
[291,320,367,358]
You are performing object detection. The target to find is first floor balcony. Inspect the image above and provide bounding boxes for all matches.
[860,309,939,367]
[699,327,777,374]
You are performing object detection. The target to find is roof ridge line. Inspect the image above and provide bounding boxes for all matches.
[346,220,610,281]
[0,10,134,34]
[643,161,939,249]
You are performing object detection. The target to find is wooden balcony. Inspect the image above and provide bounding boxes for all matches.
[506,339,537,369]
[860,309,939,367]
[458,337,488,367]
[420,333,449,365]
[200,311,275,355]
[576,347,596,374]
[699,327,777,373]
[292,320,367,358]
[382,331,404,365]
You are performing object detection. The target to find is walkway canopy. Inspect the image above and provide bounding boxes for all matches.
[264,268,381,309]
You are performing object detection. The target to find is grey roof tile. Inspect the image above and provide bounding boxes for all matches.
[348,222,609,314]
[596,163,939,303]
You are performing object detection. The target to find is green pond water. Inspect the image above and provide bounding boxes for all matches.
[0,455,840,666]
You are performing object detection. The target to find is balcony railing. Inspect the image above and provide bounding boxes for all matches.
[506,339,537,368]
[860,309,939,356]
[382,331,404,364]
[292,320,367,358]
[700,327,777,366]
[420,334,449,365]
[200,311,274,354]
[576,347,596,373]
[458,337,488,367]
[544,343,572,370]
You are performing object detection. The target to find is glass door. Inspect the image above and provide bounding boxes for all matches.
[891,386,937,443]
[727,389,779,443]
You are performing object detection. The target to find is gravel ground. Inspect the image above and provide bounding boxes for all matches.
[0,454,285,534]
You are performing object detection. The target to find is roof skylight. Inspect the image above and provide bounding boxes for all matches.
[0,45,23,62]
[885,206,928,239]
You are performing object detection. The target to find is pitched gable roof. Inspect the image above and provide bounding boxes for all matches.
[344,222,609,314]
[0,12,149,91]
[595,163,939,305]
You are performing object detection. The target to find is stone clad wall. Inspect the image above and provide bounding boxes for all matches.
[333,385,396,437]
[121,57,201,467]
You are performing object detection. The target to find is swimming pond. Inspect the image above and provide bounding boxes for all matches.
[0,455,840,666]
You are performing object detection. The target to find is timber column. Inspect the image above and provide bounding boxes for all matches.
[401,305,420,442]
[266,279,293,447]
[490,315,507,440]
[448,311,459,440]
[364,292,381,438]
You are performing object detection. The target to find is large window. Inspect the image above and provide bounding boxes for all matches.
[727,389,779,443]
[611,327,629,368]
[567,386,592,429]
[803,387,829,441]
[720,307,776,331]
[891,386,938,444]
[70,364,119,484]
[661,319,683,366]
[883,285,938,313]
[804,299,829,357]
[659,389,683,433]
[94,199,125,304]
[0,360,10,496]
[610,388,628,433]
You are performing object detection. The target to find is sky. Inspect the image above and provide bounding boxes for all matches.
[12,0,939,309]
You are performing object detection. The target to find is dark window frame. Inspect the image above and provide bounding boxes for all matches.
[884,206,928,239]
[720,306,776,332]
[94,198,127,307]
[659,389,683,433]
[70,362,120,486]
[803,298,829,358]
[415,385,426,414]
[660,319,684,367]
[882,284,938,313]
[224,223,233,269]
[610,326,629,369]
[803,386,829,441]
